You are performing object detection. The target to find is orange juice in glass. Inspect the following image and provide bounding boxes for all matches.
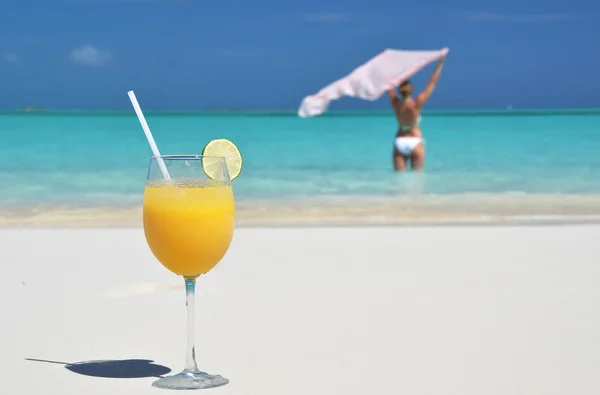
[144,180,235,277]
[143,154,236,390]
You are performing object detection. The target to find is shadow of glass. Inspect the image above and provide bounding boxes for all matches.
[26,358,171,378]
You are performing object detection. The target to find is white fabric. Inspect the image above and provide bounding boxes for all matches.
[298,47,449,118]
[395,137,423,156]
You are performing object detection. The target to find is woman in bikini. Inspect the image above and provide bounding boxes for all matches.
[388,56,446,171]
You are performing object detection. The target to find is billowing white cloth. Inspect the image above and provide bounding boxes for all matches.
[298,47,449,117]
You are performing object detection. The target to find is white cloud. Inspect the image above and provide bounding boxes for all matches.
[302,13,351,22]
[467,12,580,22]
[70,45,112,67]
[4,53,20,65]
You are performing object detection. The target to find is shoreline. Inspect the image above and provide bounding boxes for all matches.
[3,198,600,228]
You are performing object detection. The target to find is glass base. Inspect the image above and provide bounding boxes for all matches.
[152,369,229,390]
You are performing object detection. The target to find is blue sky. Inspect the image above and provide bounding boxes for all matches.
[1,0,599,110]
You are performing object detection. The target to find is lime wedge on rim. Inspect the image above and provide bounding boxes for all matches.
[201,138,242,181]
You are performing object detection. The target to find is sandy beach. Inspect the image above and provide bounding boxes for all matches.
[3,192,600,228]
[2,225,600,395]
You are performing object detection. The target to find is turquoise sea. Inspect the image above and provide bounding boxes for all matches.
[1,109,599,225]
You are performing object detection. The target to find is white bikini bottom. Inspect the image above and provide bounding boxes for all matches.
[395,137,423,156]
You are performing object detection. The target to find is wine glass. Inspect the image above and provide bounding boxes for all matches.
[143,155,235,390]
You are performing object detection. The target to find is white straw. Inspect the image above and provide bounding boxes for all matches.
[127,90,171,179]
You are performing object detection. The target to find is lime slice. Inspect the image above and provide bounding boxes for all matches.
[201,138,243,181]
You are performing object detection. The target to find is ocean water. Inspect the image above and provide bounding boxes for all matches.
[1,109,599,224]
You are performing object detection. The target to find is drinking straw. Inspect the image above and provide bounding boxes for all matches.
[127,90,171,179]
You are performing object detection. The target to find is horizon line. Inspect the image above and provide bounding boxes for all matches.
[2,106,600,116]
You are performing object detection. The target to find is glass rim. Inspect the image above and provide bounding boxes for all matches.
[150,154,226,160]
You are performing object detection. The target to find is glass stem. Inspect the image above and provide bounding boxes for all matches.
[184,277,199,372]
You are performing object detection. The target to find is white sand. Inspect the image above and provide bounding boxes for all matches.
[1,226,600,395]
